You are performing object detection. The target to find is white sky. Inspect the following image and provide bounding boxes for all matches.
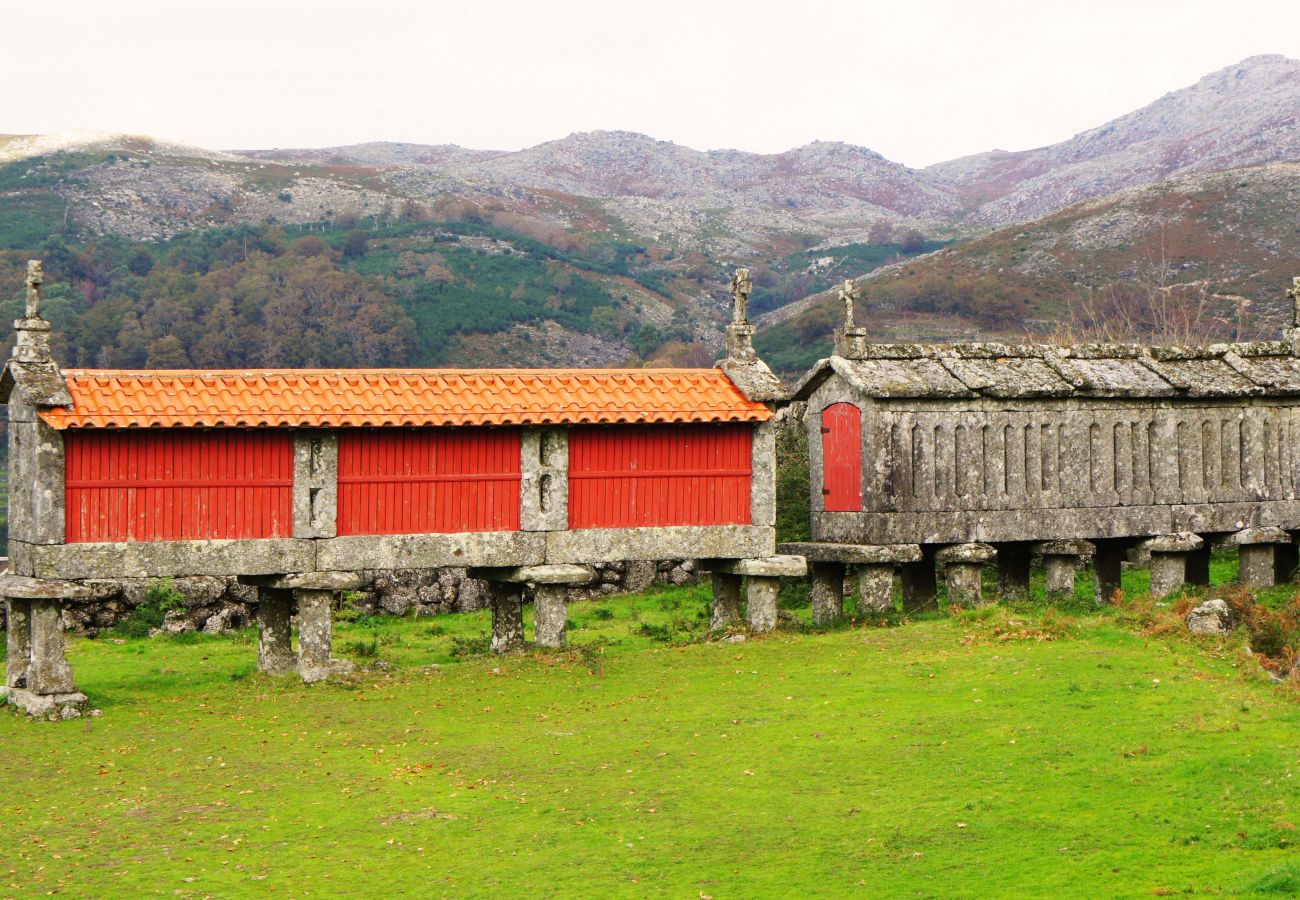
[6,0,1298,167]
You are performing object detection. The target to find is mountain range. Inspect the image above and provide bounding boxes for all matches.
[1,53,1298,372]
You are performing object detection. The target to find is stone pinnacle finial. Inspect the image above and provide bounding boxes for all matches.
[25,259,44,320]
[838,278,859,330]
[1289,276,1300,329]
[730,267,752,325]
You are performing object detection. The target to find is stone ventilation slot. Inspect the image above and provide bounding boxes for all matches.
[309,487,322,527]
[309,438,323,477]
[539,473,552,513]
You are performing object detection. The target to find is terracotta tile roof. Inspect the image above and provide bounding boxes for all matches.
[39,369,772,430]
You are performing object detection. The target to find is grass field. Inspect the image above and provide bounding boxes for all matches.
[3,562,1300,898]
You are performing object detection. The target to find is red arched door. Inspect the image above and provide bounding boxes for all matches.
[822,402,862,512]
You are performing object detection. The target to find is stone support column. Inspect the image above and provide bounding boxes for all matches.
[256,587,295,675]
[1145,533,1203,598]
[746,577,780,633]
[901,546,938,613]
[295,589,337,683]
[471,565,593,652]
[697,556,807,634]
[710,572,743,631]
[856,565,895,615]
[1093,540,1127,604]
[5,598,32,689]
[996,546,1032,601]
[809,561,845,626]
[1232,527,1294,587]
[1,576,93,717]
[489,583,525,654]
[533,584,568,650]
[936,543,996,607]
[1035,540,1094,595]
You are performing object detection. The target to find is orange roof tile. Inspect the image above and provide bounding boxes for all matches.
[39,368,771,430]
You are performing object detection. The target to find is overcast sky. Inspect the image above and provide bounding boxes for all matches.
[7,0,1298,167]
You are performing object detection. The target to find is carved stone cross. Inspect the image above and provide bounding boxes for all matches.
[730,268,752,325]
[25,259,43,319]
[838,278,859,330]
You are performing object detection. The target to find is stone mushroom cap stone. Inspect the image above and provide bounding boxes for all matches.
[698,555,808,578]
[469,564,595,585]
[935,542,997,565]
[0,575,98,600]
[1144,532,1205,553]
[239,571,370,591]
[1228,526,1293,546]
[1032,539,1097,557]
[778,542,922,565]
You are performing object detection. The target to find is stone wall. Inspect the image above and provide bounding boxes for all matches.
[0,559,702,635]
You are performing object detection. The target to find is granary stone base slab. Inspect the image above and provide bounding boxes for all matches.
[242,571,368,592]
[546,525,774,565]
[698,555,807,578]
[26,539,316,580]
[816,502,1300,547]
[778,542,921,565]
[318,531,544,572]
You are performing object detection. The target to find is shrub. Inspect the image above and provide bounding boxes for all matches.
[450,635,490,658]
[112,579,187,638]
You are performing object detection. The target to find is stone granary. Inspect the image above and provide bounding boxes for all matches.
[782,278,1300,617]
[2,261,799,716]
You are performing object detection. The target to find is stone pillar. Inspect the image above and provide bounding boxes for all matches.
[857,565,895,615]
[256,587,295,675]
[1145,533,1203,598]
[809,561,845,626]
[1035,540,1094,596]
[710,572,743,631]
[746,577,780,633]
[900,546,938,613]
[1233,526,1294,587]
[533,584,567,649]
[27,598,76,694]
[1093,540,1127,604]
[1185,542,1211,587]
[5,598,32,689]
[489,582,526,654]
[295,589,337,683]
[996,546,1031,600]
[936,543,996,607]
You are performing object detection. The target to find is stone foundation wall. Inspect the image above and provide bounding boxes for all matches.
[0,559,702,635]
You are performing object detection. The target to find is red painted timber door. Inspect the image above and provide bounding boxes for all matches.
[336,428,521,535]
[569,424,752,529]
[822,402,862,512]
[64,429,294,542]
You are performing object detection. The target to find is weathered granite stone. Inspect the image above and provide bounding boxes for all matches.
[778,542,921,565]
[520,428,569,532]
[699,555,807,578]
[746,577,780,633]
[292,430,338,539]
[470,564,594,585]
[5,599,32,689]
[547,525,774,565]
[710,573,742,631]
[1186,598,1234,636]
[241,571,367,591]
[28,599,76,694]
[856,564,895,614]
[489,582,525,655]
[1232,527,1294,586]
[809,562,845,626]
[256,587,295,676]
[297,588,348,683]
[533,584,567,649]
[935,543,996,567]
[30,539,316,580]
[1145,533,1203,597]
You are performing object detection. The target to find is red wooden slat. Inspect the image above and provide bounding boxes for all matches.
[568,424,753,529]
[822,402,863,512]
[64,430,293,543]
[336,427,521,536]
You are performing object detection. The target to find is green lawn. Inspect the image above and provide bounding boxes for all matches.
[3,567,1299,898]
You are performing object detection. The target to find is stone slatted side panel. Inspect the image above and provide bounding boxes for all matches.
[875,404,1300,513]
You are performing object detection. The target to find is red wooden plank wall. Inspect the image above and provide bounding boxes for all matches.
[64,430,294,542]
[336,428,521,535]
[822,402,862,512]
[569,424,752,529]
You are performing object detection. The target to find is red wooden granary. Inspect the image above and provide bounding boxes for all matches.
[2,263,801,713]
